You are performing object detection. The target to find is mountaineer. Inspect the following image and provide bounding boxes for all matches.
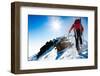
[69,18,84,53]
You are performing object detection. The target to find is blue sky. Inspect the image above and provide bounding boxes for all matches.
[28,15,88,56]
[28,15,88,41]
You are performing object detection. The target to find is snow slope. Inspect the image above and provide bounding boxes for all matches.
[28,35,88,61]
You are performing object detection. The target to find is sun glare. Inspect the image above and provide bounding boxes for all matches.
[50,17,62,32]
[52,21,61,31]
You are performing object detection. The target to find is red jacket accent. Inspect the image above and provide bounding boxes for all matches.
[69,19,84,32]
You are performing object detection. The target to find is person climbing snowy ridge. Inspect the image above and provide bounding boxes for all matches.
[28,18,88,61]
[69,18,84,53]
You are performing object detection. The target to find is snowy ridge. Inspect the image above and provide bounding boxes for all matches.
[28,34,88,61]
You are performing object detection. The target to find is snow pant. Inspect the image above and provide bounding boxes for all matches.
[74,29,83,51]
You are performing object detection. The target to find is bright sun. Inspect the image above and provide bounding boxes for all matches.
[51,17,61,32]
[52,21,61,31]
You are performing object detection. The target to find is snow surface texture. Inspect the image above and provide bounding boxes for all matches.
[28,34,88,61]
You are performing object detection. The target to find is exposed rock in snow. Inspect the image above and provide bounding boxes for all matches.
[28,35,88,61]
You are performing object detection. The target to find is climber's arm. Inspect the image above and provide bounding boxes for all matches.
[69,24,74,33]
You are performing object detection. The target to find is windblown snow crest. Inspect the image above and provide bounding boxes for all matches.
[28,35,88,61]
